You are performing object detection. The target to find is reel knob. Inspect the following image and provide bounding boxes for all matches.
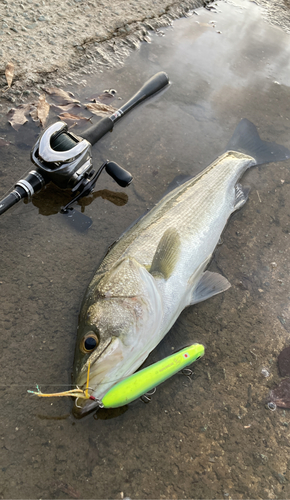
[105,161,133,188]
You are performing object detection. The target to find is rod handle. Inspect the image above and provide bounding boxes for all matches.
[81,116,114,146]
[118,71,169,117]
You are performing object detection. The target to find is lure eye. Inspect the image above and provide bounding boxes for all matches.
[80,332,99,354]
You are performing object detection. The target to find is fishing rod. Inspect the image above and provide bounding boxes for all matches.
[0,71,169,222]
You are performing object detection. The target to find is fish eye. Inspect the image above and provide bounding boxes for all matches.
[80,332,99,354]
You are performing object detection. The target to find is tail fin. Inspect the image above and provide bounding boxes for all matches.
[226,119,290,165]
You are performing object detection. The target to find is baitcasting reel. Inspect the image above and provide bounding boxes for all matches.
[0,71,169,224]
[0,121,132,217]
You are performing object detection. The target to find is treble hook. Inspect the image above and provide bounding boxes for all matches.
[181,368,193,380]
[140,387,157,404]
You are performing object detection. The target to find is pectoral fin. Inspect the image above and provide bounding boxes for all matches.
[190,271,231,305]
[150,228,181,280]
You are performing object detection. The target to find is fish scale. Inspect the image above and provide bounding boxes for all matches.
[73,119,290,415]
[121,152,254,270]
[93,152,251,281]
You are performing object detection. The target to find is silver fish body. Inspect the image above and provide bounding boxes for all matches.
[73,119,290,415]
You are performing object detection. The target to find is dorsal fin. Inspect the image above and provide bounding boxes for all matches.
[150,228,181,280]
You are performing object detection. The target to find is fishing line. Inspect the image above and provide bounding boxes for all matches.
[27,361,97,402]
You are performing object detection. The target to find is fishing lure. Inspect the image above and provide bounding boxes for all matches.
[101,343,204,408]
[28,343,204,410]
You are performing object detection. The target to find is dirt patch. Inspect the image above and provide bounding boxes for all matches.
[251,0,290,33]
[0,0,208,95]
[1,0,290,102]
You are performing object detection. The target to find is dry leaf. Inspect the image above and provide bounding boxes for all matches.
[51,103,81,113]
[30,94,50,127]
[7,104,32,130]
[85,101,116,117]
[29,105,38,122]
[38,94,50,127]
[89,92,116,105]
[58,112,90,126]
[44,87,80,105]
[5,62,14,88]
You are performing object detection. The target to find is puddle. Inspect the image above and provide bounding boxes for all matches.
[1,0,290,498]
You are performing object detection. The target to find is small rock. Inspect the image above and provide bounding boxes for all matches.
[276,473,286,484]
[261,368,270,377]
[278,316,286,325]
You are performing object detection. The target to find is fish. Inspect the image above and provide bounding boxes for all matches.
[73,119,290,416]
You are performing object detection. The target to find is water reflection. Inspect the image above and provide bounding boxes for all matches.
[31,184,128,216]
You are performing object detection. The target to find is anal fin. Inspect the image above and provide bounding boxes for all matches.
[233,183,250,212]
[190,271,231,305]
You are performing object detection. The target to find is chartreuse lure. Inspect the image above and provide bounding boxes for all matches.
[101,343,204,408]
[28,343,204,408]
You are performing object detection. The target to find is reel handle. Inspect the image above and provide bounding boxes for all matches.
[105,161,133,188]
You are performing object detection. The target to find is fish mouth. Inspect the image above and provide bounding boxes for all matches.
[72,394,101,418]
[72,337,117,418]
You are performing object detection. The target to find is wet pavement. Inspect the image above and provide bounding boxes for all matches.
[1,0,290,498]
